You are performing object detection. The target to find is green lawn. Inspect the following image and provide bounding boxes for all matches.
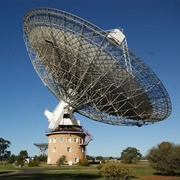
[0,161,180,179]
[130,161,157,175]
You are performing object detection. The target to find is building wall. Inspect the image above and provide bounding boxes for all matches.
[47,133,86,165]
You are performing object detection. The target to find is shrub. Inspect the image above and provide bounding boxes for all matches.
[28,159,40,167]
[56,155,67,166]
[77,158,90,166]
[147,141,180,175]
[99,162,133,179]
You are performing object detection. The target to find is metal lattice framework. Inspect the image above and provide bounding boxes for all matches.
[34,143,48,155]
[23,7,171,126]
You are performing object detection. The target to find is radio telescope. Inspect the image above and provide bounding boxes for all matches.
[34,143,48,155]
[23,7,171,128]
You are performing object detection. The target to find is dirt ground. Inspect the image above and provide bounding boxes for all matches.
[139,175,180,179]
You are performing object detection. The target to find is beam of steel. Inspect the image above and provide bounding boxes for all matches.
[23,8,171,126]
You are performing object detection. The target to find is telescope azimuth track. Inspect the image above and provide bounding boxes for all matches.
[23,7,171,127]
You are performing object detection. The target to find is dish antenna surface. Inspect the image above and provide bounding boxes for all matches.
[23,7,171,128]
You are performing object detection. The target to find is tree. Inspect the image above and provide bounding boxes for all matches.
[146,141,180,175]
[96,156,104,161]
[8,154,17,163]
[19,150,28,158]
[16,150,28,166]
[0,138,11,163]
[37,154,47,162]
[109,156,114,160]
[120,147,142,164]
[56,155,67,166]
[86,155,94,160]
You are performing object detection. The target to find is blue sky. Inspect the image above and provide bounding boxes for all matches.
[0,0,180,157]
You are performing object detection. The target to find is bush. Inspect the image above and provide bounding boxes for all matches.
[147,141,180,175]
[99,162,133,179]
[28,159,40,167]
[56,155,67,166]
[77,158,90,166]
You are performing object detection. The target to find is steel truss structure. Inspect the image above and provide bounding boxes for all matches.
[23,8,171,126]
[34,143,48,155]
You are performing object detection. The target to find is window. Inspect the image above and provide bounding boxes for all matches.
[75,157,79,163]
[67,147,71,152]
[67,137,71,142]
[74,138,78,142]
[49,139,51,143]
[80,138,84,144]
[53,138,57,143]
[63,113,70,118]
[53,147,56,153]
[81,147,86,152]
[81,147,84,152]
[60,137,64,142]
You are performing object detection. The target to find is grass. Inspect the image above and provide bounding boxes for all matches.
[40,169,103,180]
[129,161,157,175]
[0,165,103,180]
[130,162,180,180]
[0,161,180,179]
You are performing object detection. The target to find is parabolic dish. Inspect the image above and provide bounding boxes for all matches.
[23,7,171,126]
